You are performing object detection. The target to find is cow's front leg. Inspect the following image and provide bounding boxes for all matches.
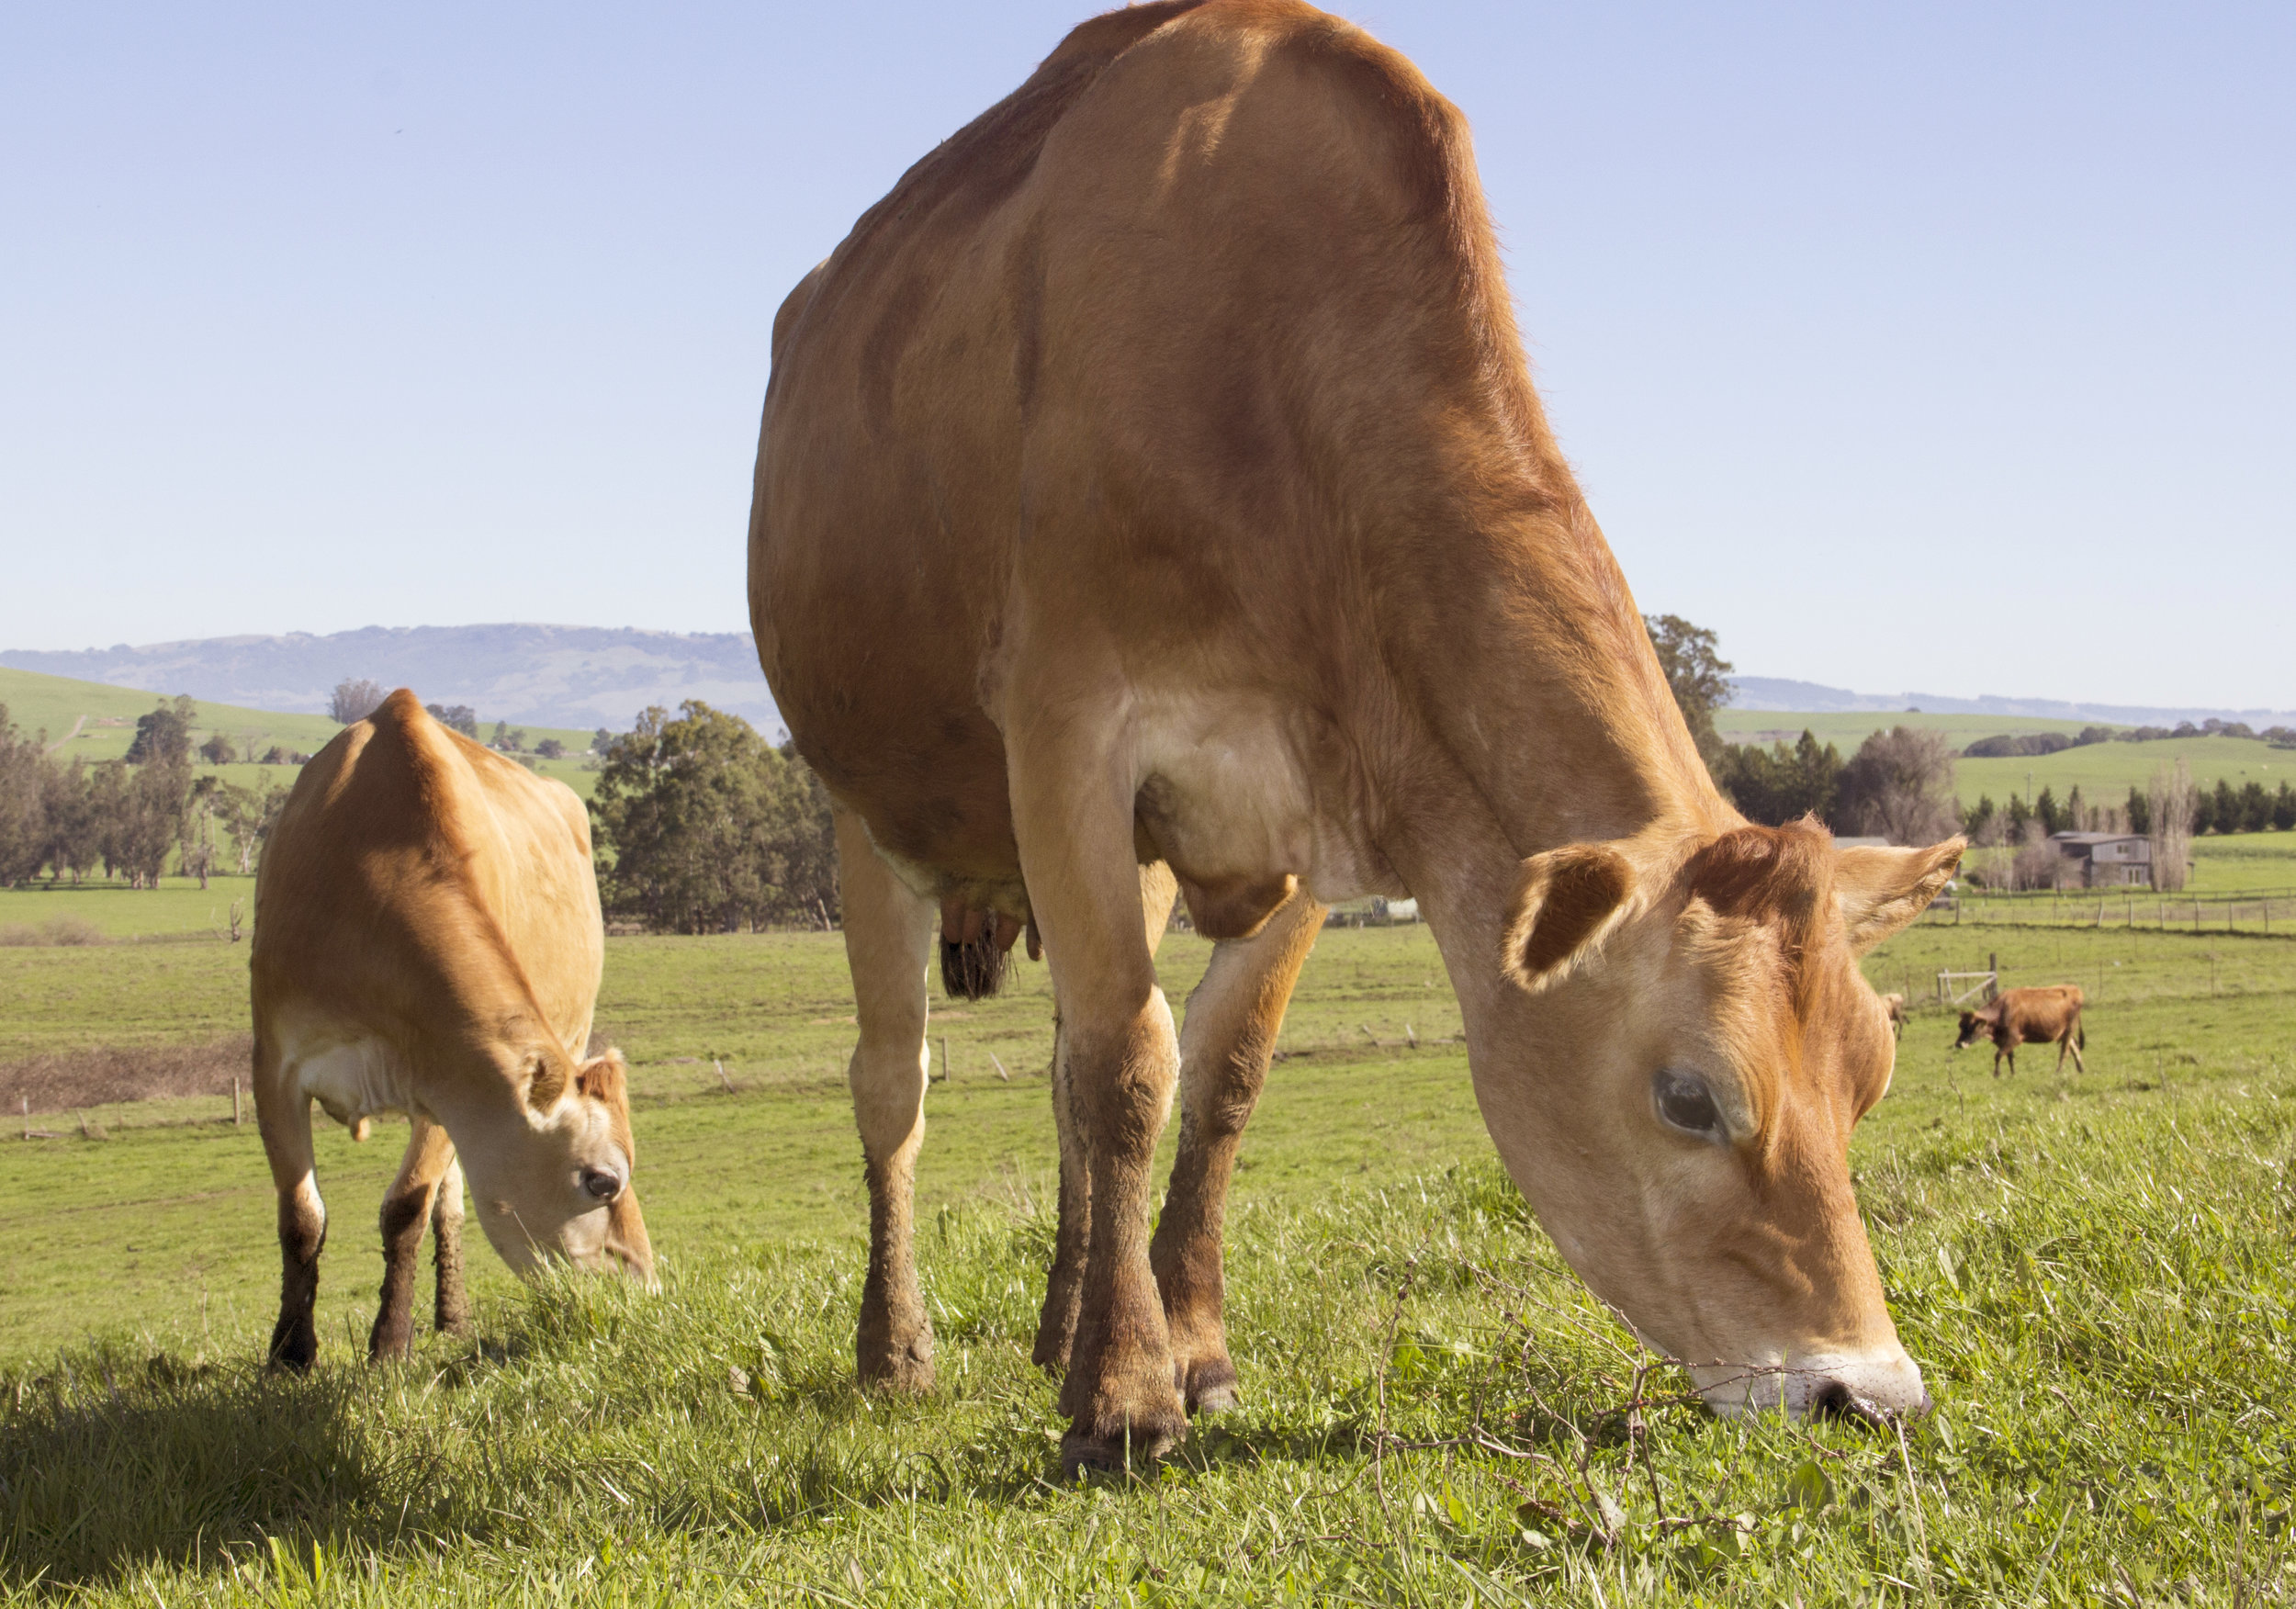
[371,1116,457,1360]
[1035,863,1177,1372]
[1012,726,1185,1472]
[1033,1018,1088,1369]
[1151,885,1323,1413]
[836,806,940,1390]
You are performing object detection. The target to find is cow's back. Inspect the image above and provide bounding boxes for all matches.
[750,0,1585,879]
[1998,985,2082,1041]
[253,692,602,1058]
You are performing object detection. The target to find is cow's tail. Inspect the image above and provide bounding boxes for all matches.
[941,933,1007,1001]
[2077,1022,2086,1051]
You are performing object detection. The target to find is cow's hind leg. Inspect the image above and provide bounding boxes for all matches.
[433,1153,470,1335]
[837,806,940,1391]
[2059,1020,2087,1076]
[1035,863,1178,1372]
[1152,884,1323,1414]
[371,1117,457,1360]
[255,1032,325,1372]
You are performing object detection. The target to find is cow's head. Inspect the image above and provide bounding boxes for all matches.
[467,1044,657,1285]
[1469,819,1961,1420]
[1952,1010,1991,1051]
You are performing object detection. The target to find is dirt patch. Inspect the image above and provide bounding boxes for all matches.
[0,1035,253,1115]
[0,916,107,947]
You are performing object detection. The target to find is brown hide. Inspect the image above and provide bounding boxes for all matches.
[1955,985,2086,1075]
[751,0,1959,1446]
[251,692,651,1368]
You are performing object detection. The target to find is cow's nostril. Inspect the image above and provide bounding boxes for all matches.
[1808,1379,1862,1422]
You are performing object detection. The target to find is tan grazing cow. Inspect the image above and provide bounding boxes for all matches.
[1953,986,2086,1077]
[749,0,1961,1468]
[251,691,653,1370]
[1880,993,1908,1038]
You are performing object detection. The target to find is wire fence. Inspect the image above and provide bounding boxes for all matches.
[1920,885,2296,935]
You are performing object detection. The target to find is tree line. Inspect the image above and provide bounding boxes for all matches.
[0,698,289,890]
[1648,616,1964,846]
[0,688,840,932]
[1644,616,2292,894]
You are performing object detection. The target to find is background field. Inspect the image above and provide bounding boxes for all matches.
[14,659,2294,825]
[5,899,2295,1603]
[0,665,603,800]
[1716,704,2292,813]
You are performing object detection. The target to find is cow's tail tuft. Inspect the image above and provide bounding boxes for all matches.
[2077,1023,2086,1051]
[941,934,1007,1001]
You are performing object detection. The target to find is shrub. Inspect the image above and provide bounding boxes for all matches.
[589,702,838,933]
[328,678,388,725]
[1836,727,1959,845]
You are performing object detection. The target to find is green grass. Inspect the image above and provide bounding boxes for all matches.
[5,914,2296,1602]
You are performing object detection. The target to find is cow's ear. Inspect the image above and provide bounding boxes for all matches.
[1502,843,1637,994]
[523,1051,568,1111]
[1835,838,1964,955]
[576,1047,628,1104]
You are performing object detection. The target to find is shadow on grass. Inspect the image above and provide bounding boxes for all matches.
[0,1350,402,1588]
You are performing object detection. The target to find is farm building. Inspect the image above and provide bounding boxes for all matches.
[2050,831,2151,887]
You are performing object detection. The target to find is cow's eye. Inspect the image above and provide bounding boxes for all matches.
[1652,1069,1723,1140]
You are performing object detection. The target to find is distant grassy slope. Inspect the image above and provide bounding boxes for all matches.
[1719,707,2292,810]
[1958,733,2290,813]
[0,666,341,761]
[0,664,601,795]
[1715,708,2095,749]
[2183,831,2296,893]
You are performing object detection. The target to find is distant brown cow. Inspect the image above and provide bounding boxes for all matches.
[1953,986,2086,1077]
[1880,993,1908,1039]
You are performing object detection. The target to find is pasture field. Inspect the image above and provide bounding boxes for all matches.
[5,910,2296,1603]
[1958,736,2291,818]
[1715,710,2097,750]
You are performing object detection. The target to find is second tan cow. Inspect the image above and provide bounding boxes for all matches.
[251,692,654,1370]
[1954,986,2087,1077]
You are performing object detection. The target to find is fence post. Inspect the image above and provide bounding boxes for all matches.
[232,1077,242,1126]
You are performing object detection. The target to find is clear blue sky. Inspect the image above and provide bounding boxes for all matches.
[6,2,2290,708]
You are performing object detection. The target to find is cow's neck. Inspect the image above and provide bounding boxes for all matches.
[1381,496,1722,853]
[1368,493,1730,999]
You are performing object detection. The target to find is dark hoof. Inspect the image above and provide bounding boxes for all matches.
[858,1338,936,1394]
[1060,1418,1185,1477]
[266,1325,317,1374]
[1177,1356,1241,1415]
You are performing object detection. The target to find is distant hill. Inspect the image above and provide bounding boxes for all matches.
[1727,676,2295,728]
[0,625,782,735]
